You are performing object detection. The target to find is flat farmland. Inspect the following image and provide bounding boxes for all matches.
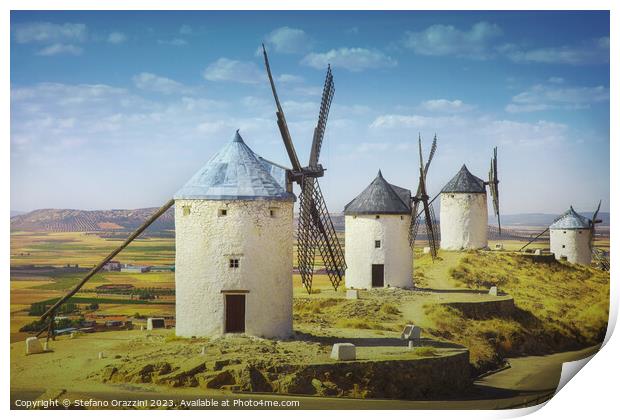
[10,231,176,342]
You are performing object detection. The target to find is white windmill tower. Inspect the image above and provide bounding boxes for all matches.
[174,130,295,338]
[549,201,602,265]
[439,148,500,250]
[344,171,413,289]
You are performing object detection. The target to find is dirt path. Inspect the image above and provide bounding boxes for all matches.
[418,251,466,291]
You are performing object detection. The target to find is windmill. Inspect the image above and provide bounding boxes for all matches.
[408,135,440,259]
[486,147,501,234]
[262,44,346,294]
[589,200,603,250]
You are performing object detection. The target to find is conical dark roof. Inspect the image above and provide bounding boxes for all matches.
[549,206,591,230]
[441,164,486,193]
[344,171,411,215]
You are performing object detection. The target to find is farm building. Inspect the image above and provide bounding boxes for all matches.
[174,131,295,339]
[343,171,413,289]
[549,206,592,265]
[121,265,151,273]
[102,260,121,271]
[439,165,488,250]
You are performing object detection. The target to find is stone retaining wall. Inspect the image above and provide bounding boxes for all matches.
[446,297,515,319]
[275,351,471,399]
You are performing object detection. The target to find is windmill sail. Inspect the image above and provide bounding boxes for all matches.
[309,65,334,168]
[589,200,602,251]
[262,45,346,294]
[298,177,346,291]
[409,135,439,258]
[262,44,301,172]
[488,146,501,234]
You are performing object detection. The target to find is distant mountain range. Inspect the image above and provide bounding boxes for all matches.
[10,208,174,232]
[10,207,609,233]
[490,212,609,227]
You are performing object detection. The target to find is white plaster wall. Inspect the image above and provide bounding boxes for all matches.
[440,193,488,250]
[344,214,413,289]
[175,199,293,339]
[550,228,592,265]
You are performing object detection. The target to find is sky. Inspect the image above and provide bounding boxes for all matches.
[10,10,610,215]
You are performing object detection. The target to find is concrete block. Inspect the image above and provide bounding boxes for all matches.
[489,286,498,296]
[330,343,356,361]
[26,337,44,355]
[534,249,542,256]
[400,324,421,340]
[147,318,165,330]
[423,247,431,254]
[495,243,504,250]
[346,289,359,300]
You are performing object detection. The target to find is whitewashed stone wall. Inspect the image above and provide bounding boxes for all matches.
[344,214,413,289]
[440,193,488,250]
[175,199,293,338]
[550,228,591,265]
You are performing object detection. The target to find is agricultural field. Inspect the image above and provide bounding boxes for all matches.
[10,231,175,342]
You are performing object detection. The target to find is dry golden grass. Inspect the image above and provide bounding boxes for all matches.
[423,252,609,373]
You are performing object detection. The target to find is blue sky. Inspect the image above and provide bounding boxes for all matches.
[10,10,610,214]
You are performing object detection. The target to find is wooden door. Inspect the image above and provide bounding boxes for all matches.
[371,264,384,288]
[225,294,245,333]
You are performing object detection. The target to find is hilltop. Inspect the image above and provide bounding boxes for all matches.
[10,208,175,233]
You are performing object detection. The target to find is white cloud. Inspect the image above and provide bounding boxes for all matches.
[480,119,568,146]
[499,37,609,65]
[157,38,187,46]
[403,21,502,59]
[132,72,188,95]
[369,113,568,147]
[277,74,304,84]
[370,114,466,129]
[203,58,263,84]
[506,83,609,113]
[13,22,87,44]
[179,25,192,35]
[301,48,397,72]
[265,27,312,54]
[421,99,474,113]
[107,32,127,44]
[36,43,83,56]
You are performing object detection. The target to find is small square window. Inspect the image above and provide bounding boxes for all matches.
[563,231,566,234]
[562,245,566,249]
[229,258,239,268]
[375,240,381,248]
[270,208,277,218]
[375,215,380,219]
[219,209,228,217]
[182,206,191,216]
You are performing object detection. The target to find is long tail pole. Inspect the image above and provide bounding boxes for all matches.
[39,199,175,321]
[518,228,549,252]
